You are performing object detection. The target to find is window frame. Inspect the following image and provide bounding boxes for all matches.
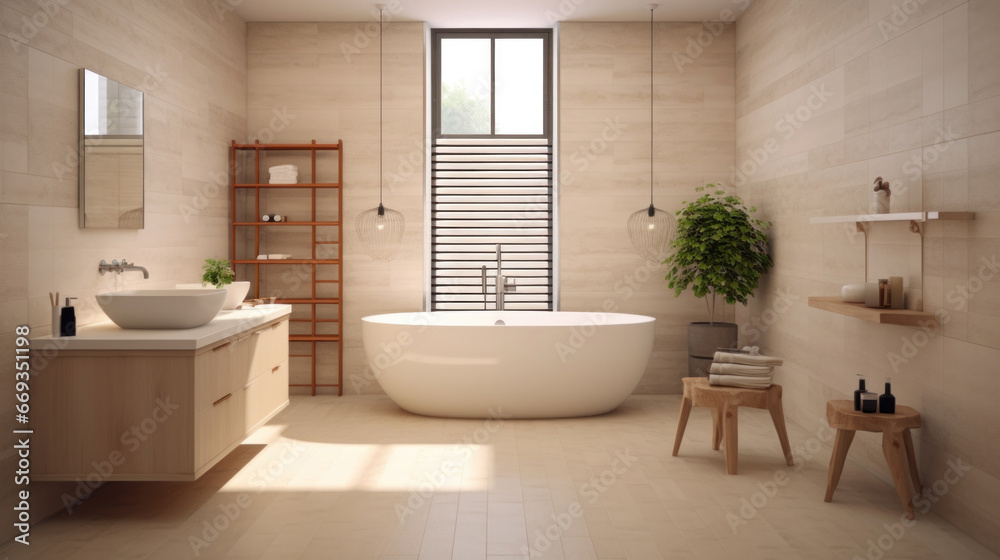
[427,28,556,312]
[431,29,553,140]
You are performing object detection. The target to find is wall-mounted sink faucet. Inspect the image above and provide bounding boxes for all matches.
[98,259,149,279]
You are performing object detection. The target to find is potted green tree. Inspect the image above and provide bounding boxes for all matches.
[663,185,773,376]
[201,258,249,310]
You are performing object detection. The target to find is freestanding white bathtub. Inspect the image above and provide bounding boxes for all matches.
[361,311,655,418]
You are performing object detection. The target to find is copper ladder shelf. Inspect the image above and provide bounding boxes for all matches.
[230,139,343,396]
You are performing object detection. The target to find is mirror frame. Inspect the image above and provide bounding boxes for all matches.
[78,68,145,229]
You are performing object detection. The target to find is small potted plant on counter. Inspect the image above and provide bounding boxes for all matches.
[663,184,773,376]
[201,258,249,310]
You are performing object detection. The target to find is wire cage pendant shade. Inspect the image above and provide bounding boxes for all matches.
[356,4,404,262]
[628,203,675,262]
[356,202,404,261]
[627,4,676,263]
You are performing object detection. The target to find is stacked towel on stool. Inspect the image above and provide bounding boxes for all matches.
[709,348,783,389]
[269,164,298,184]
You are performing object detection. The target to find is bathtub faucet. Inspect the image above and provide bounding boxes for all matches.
[495,244,516,311]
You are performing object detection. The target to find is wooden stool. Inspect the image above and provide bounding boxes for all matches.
[672,377,794,475]
[824,400,922,519]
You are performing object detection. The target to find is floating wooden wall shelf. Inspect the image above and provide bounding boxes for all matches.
[808,211,973,326]
[807,297,939,328]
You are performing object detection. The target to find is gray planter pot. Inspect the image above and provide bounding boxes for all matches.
[687,322,738,377]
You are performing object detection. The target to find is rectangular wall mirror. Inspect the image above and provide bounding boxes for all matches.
[79,68,144,228]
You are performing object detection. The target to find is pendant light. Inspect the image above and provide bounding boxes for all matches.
[627,3,676,263]
[356,4,404,262]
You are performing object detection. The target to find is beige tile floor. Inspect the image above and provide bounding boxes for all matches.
[2,395,997,560]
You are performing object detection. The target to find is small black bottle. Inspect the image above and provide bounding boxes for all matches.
[59,297,77,337]
[879,377,895,414]
[854,375,866,411]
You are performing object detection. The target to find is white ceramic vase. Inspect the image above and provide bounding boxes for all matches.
[872,190,890,214]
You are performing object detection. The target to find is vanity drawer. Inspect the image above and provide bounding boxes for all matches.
[244,360,288,430]
[240,319,288,382]
[194,338,238,412]
[263,319,289,373]
[266,360,290,413]
[194,385,247,469]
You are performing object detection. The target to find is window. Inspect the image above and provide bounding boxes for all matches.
[430,30,554,311]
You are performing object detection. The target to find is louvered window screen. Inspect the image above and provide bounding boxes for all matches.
[431,30,554,311]
[431,137,553,310]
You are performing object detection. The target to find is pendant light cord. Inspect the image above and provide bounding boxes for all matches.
[649,5,654,208]
[379,6,384,207]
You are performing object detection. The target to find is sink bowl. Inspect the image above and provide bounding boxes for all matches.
[97,289,227,329]
[176,281,250,310]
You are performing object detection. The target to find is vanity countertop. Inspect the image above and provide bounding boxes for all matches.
[33,304,292,351]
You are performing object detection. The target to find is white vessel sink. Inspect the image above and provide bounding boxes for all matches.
[175,281,250,310]
[97,289,227,329]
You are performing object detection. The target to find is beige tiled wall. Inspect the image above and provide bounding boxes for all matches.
[0,0,246,544]
[246,22,426,395]
[248,21,736,396]
[249,21,735,397]
[559,22,737,393]
[735,0,1000,552]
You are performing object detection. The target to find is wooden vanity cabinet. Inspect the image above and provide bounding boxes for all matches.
[34,317,289,481]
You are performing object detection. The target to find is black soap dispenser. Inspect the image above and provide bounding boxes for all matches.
[854,374,866,411]
[879,377,896,414]
[59,297,78,337]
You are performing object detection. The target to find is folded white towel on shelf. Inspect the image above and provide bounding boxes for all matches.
[709,374,773,389]
[268,165,299,184]
[714,351,783,367]
[709,362,774,377]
